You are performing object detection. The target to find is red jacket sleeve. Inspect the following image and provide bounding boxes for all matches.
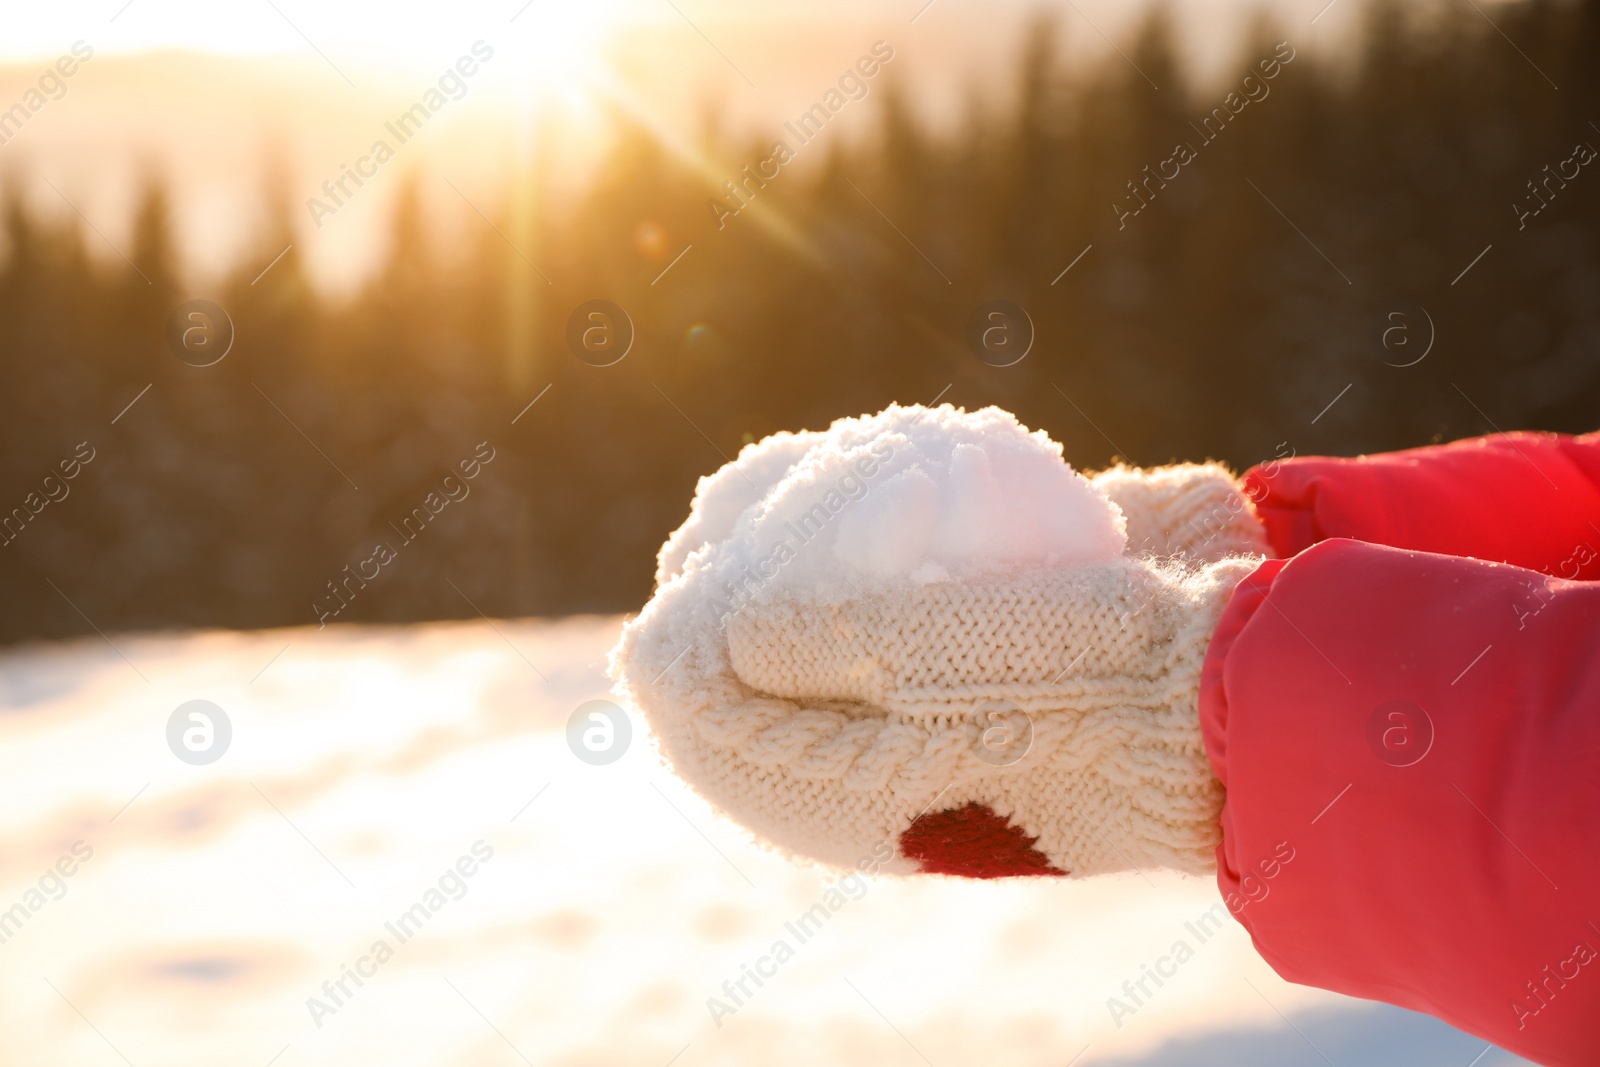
[1241,431,1600,578]
[1200,539,1600,1066]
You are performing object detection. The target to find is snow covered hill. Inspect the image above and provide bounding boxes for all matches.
[0,619,1530,1066]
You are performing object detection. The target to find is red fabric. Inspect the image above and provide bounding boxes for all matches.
[1200,538,1600,1066]
[1241,430,1600,578]
[900,803,1067,878]
[895,430,1600,1059]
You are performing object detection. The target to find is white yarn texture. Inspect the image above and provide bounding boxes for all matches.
[610,412,1269,877]
[1093,462,1271,562]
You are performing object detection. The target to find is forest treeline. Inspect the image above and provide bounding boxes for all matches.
[1,0,1598,642]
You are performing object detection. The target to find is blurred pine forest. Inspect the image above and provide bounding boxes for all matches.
[2,0,1598,642]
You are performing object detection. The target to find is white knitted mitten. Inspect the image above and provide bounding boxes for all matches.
[612,551,1257,878]
[1091,463,1270,562]
[610,408,1269,880]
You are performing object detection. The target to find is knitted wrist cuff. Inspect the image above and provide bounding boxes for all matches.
[612,554,1259,878]
[1092,463,1270,562]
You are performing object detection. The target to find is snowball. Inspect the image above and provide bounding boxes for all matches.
[666,404,1126,602]
[655,429,824,587]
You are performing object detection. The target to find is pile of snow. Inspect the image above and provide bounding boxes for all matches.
[657,404,1125,598]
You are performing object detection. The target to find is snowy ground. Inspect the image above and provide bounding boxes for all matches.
[0,618,1532,1066]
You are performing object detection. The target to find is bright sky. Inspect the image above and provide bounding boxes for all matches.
[5,1,640,65]
[0,0,1334,68]
[0,0,1356,288]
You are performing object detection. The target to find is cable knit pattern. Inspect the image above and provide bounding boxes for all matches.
[611,545,1259,878]
[1093,463,1270,562]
